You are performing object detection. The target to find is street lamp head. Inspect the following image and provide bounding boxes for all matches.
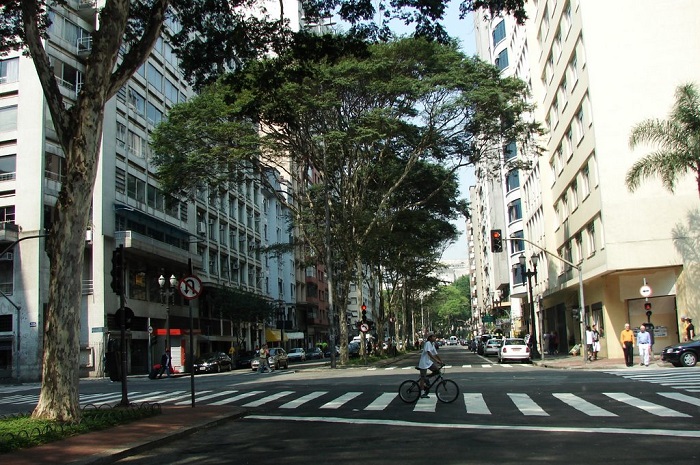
[158,275,166,288]
[531,254,539,267]
[169,274,178,288]
[518,254,526,267]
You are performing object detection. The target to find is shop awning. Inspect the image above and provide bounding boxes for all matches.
[284,332,304,340]
[265,328,281,342]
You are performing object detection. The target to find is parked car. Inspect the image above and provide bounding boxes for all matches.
[477,334,494,355]
[347,342,360,357]
[193,352,232,373]
[234,350,256,369]
[323,345,340,358]
[251,347,289,371]
[306,347,324,360]
[661,336,700,367]
[498,338,531,363]
[288,348,306,362]
[483,338,504,356]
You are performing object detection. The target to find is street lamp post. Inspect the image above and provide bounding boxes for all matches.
[518,253,540,359]
[159,274,178,351]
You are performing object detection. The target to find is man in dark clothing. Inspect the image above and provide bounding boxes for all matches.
[158,348,172,378]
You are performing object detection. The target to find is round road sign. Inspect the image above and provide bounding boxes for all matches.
[178,275,203,300]
[639,285,652,298]
[360,323,369,333]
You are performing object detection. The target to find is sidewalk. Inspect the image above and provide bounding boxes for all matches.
[531,353,670,370]
[4,405,247,465]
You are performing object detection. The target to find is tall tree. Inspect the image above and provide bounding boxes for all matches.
[1,0,527,421]
[152,35,540,361]
[626,82,700,197]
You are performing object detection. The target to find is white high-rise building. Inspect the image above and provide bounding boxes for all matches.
[472,0,700,358]
[0,1,302,381]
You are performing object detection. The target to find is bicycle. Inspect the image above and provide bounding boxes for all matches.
[398,365,459,403]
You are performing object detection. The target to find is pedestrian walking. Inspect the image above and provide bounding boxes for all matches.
[637,324,652,366]
[620,323,635,367]
[585,325,594,361]
[591,324,600,360]
[687,318,695,341]
[681,315,690,342]
[257,344,271,374]
[157,348,172,378]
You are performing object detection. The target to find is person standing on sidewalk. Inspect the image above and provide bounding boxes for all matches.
[637,324,652,366]
[585,326,594,361]
[591,324,600,360]
[687,318,695,341]
[620,323,635,367]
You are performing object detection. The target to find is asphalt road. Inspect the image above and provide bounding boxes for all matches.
[3,346,700,464]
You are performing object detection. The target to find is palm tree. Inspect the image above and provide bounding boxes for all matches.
[626,83,700,197]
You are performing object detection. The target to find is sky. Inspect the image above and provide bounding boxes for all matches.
[439,6,478,261]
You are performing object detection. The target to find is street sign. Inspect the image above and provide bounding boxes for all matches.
[147,325,153,334]
[639,285,652,298]
[178,275,202,300]
[91,327,106,333]
[481,315,495,323]
[360,323,369,333]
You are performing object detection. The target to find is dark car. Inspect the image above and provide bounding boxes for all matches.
[661,336,700,367]
[477,334,494,355]
[193,352,232,374]
[306,347,324,359]
[234,350,256,369]
[347,342,360,357]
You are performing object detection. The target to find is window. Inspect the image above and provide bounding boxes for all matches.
[565,126,573,160]
[567,52,578,84]
[510,230,524,254]
[0,206,15,223]
[128,131,144,157]
[146,102,162,126]
[581,164,590,197]
[147,63,163,92]
[574,233,583,264]
[505,169,520,191]
[574,107,584,144]
[128,88,145,115]
[561,193,569,218]
[0,106,18,132]
[164,78,179,103]
[0,58,19,84]
[116,122,127,149]
[0,155,16,179]
[127,174,146,203]
[45,152,66,182]
[570,180,579,210]
[492,20,506,46]
[507,199,522,223]
[561,1,572,36]
[496,49,509,70]
[586,222,596,257]
[504,141,517,161]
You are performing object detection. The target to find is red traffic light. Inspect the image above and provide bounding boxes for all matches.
[490,229,503,253]
[361,304,367,311]
[644,302,652,311]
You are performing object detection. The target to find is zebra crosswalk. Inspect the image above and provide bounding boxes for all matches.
[604,368,700,392]
[2,388,699,419]
[365,363,526,371]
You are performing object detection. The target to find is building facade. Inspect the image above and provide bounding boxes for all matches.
[471,0,700,357]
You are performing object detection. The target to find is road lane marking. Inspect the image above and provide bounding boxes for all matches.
[413,394,437,413]
[463,393,491,415]
[247,415,700,438]
[461,365,472,368]
[174,390,234,405]
[280,391,328,409]
[552,393,617,417]
[603,392,690,417]
[657,392,700,407]
[243,390,295,407]
[508,393,549,416]
[365,393,397,411]
[320,392,362,409]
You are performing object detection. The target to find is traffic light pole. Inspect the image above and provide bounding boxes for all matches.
[505,236,587,364]
[114,245,130,406]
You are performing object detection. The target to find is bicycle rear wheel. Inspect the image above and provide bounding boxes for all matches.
[435,379,459,403]
[398,380,421,403]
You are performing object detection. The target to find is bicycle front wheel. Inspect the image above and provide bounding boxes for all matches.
[398,380,421,403]
[435,379,459,403]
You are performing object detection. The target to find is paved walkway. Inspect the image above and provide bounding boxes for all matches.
[4,354,675,464]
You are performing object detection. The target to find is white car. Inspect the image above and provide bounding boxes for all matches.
[498,338,531,363]
[287,348,306,362]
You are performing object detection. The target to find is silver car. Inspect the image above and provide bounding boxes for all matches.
[483,338,504,356]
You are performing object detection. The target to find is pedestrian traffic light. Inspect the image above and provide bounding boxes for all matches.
[110,246,124,295]
[490,229,503,253]
[361,304,367,322]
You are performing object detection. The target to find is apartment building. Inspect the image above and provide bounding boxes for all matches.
[472,0,700,358]
[0,0,305,382]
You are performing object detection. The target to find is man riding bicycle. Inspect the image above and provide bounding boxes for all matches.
[418,331,444,398]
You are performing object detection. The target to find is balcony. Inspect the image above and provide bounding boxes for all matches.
[115,230,202,268]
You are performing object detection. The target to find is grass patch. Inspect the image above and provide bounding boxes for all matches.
[0,403,161,454]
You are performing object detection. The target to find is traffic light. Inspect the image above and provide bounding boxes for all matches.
[110,246,124,295]
[490,229,503,253]
[361,304,367,322]
[644,302,652,311]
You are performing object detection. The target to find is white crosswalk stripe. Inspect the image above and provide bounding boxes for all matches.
[209,390,264,405]
[320,392,362,409]
[552,393,617,417]
[603,392,690,417]
[603,368,700,393]
[413,394,438,412]
[463,393,491,415]
[280,391,328,409]
[243,390,295,407]
[508,393,549,416]
[364,393,397,411]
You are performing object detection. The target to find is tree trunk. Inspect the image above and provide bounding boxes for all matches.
[33,117,103,422]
